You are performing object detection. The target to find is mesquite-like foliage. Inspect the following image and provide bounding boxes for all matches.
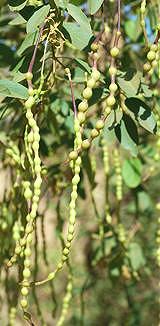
[0,0,160,325]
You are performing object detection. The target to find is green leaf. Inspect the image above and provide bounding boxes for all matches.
[125,97,157,134]
[122,158,142,188]
[117,70,141,98]
[63,22,92,50]
[54,0,68,8]
[128,242,146,271]
[65,115,74,134]
[105,107,123,130]
[26,5,50,34]
[74,58,91,73]
[67,3,91,33]
[124,18,141,42]
[88,0,104,15]
[0,44,15,67]
[141,81,153,98]
[138,191,152,212]
[8,0,27,11]
[17,31,39,56]
[9,13,26,25]
[115,116,138,157]
[0,80,28,99]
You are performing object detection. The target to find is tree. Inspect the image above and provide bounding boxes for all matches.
[0,0,160,325]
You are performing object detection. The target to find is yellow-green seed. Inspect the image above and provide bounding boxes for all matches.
[83,87,93,100]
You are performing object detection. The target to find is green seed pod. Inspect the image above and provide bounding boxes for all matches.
[24,259,31,268]
[25,72,33,81]
[82,139,90,149]
[72,174,80,185]
[143,62,151,72]
[75,165,80,174]
[24,247,32,257]
[25,96,35,110]
[91,128,99,139]
[32,141,39,151]
[105,106,112,116]
[28,87,34,96]
[151,60,157,68]
[109,66,117,76]
[63,248,69,256]
[34,133,40,142]
[24,188,32,200]
[71,191,78,200]
[20,299,28,309]
[69,200,75,209]
[33,195,39,203]
[34,164,41,173]
[66,241,71,249]
[67,233,74,242]
[78,100,88,112]
[96,119,105,130]
[91,68,101,81]
[77,112,86,124]
[15,246,21,255]
[76,157,82,166]
[68,225,74,234]
[34,188,41,196]
[34,177,42,189]
[26,224,33,234]
[110,47,119,57]
[147,50,156,61]
[109,83,118,93]
[87,78,96,88]
[27,131,34,143]
[21,287,29,296]
[150,44,158,52]
[106,95,116,107]
[13,232,20,241]
[69,214,75,225]
[23,268,31,279]
[82,87,93,100]
[91,43,99,52]
[30,209,36,219]
[29,118,36,128]
[69,151,78,161]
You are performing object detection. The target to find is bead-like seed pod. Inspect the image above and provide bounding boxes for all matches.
[23,268,31,278]
[91,68,101,81]
[109,66,117,76]
[143,62,151,72]
[87,78,96,88]
[24,259,31,267]
[24,247,32,257]
[25,72,33,81]
[78,100,88,112]
[109,83,118,93]
[82,87,93,100]
[69,151,78,161]
[110,47,119,57]
[106,95,116,107]
[72,175,80,185]
[147,50,156,61]
[24,188,32,200]
[82,139,90,149]
[77,112,86,124]
[25,96,35,110]
[20,299,28,309]
[91,43,99,51]
[21,287,29,296]
[91,128,99,139]
[96,119,105,130]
